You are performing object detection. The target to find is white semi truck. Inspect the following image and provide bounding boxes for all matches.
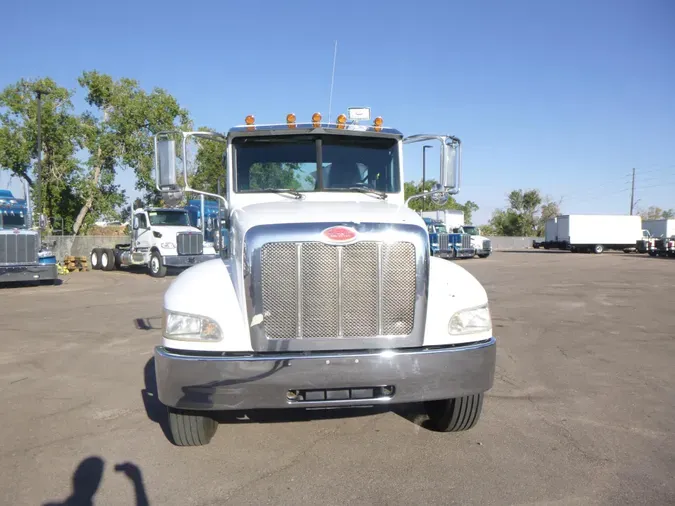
[90,206,219,277]
[151,110,496,446]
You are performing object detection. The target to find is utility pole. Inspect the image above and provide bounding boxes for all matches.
[629,167,636,215]
[34,89,50,222]
[422,145,433,211]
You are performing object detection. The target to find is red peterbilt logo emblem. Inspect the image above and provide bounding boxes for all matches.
[322,226,357,243]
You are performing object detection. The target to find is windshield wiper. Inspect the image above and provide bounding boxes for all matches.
[345,186,387,200]
[258,188,304,199]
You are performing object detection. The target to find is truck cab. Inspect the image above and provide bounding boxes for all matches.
[90,206,219,276]
[455,225,492,258]
[424,217,475,259]
[0,186,58,286]
[151,111,496,446]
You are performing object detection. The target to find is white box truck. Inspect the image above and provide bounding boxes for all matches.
[421,209,464,230]
[556,214,647,254]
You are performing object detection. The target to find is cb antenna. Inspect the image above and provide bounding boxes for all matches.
[328,40,338,124]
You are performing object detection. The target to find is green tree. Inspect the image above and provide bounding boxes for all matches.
[72,71,191,234]
[0,77,84,230]
[489,189,559,236]
[403,179,479,224]
[639,206,675,220]
[188,127,227,194]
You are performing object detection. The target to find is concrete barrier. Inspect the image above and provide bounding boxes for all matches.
[44,234,539,261]
[488,236,538,251]
[45,236,127,261]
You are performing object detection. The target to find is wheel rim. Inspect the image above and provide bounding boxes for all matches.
[101,253,108,267]
[151,257,159,273]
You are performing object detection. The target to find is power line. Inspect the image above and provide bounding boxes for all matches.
[630,168,636,215]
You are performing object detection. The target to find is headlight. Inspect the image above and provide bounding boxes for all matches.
[162,310,222,341]
[161,242,176,249]
[448,304,491,335]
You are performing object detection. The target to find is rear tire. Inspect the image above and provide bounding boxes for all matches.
[91,248,103,270]
[149,251,167,278]
[424,394,484,432]
[167,407,217,446]
[594,244,604,254]
[101,248,116,271]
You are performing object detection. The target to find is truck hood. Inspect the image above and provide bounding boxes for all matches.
[232,201,424,232]
[151,225,202,236]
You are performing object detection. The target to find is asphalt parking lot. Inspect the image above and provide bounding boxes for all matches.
[1,251,673,506]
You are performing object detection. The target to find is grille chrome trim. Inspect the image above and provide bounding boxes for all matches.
[176,232,203,256]
[0,232,39,266]
[244,222,429,352]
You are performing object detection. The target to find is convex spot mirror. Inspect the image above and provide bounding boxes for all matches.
[430,183,450,206]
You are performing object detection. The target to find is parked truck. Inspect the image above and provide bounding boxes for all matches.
[0,182,58,286]
[89,206,219,277]
[455,225,492,258]
[537,214,648,254]
[424,217,475,259]
[184,197,229,253]
[150,110,496,446]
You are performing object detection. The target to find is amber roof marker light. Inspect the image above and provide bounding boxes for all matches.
[373,116,383,132]
[336,113,347,129]
[312,112,322,127]
[286,113,297,129]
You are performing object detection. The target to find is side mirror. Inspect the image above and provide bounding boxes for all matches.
[440,141,460,192]
[156,138,178,190]
[39,214,47,230]
[133,217,139,230]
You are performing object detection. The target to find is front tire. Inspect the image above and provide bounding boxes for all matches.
[424,394,484,432]
[149,251,167,278]
[594,244,604,254]
[168,407,217,446]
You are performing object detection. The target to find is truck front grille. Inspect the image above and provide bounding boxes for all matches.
[0,232,39,266]
[483,239,491,250]
[259,241,416,339]
[176,232,203,255]
[462,234,472,249]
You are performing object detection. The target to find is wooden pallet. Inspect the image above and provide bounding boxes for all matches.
[62,256,89,272]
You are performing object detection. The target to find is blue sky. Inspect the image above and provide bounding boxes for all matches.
[1,0,673,224]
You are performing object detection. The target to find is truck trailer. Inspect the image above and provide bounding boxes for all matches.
[150,110,496,446]
[541,214,648,254]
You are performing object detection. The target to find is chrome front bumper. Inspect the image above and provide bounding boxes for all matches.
[163,254,219,268]
[154,338,496,411]
[0,264,57,283]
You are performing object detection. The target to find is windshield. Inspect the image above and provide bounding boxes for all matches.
[435,224,447,234]
[234,134,400,193]
[462,226,479,235]
[0,212,26,229]
[148,210,190,227]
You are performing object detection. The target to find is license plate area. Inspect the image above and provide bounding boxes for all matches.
[286,386,395,403]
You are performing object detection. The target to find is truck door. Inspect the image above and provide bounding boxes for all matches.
[134,213,152,250]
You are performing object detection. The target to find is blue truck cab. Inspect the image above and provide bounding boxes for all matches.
[423,216,475,259]
[0,188,58,285]
[184,199,229,253]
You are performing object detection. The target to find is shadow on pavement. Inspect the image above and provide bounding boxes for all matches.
[43,456,149,506]
[133,317,162,331]
[498,250,570,254]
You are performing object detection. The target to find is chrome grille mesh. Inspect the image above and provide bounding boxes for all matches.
[0,232,38,265]
[176,232,203,255]
[462,234,472,249]
[260,240,416,339]
[483,239,491,250]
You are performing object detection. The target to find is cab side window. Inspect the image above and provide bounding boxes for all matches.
[137,214,148,229]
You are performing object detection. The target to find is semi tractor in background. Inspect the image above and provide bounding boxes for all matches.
[642,219,675,257]
[423,217,475,259]
[0,183,58,286]
[534,214,650,254]
[90,205,219,277]
[421,209,492,258]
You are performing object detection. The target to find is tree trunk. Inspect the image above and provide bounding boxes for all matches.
[72,148,102,235]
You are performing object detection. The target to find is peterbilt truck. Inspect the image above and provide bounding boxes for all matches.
[90,206,219,277]
[0,183,58,286]
[151,110,496,446]
[423,217,475,259]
